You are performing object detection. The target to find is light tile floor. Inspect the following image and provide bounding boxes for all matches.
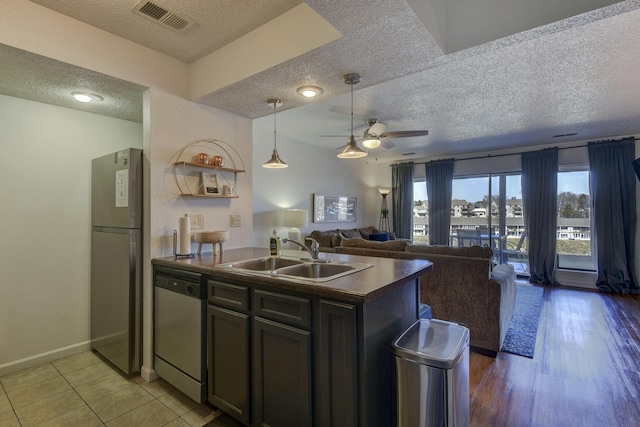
[0,351,222,427]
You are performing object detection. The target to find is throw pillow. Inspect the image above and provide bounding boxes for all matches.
[358,226,379,239]
[369,232,390,242]
[310,230,337,248]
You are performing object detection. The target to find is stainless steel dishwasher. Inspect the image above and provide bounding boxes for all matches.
[154,266,206,402]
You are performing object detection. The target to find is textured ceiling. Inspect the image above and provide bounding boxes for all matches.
[0,43,145,122]
[2,0,640,161]
[29,0,304,63]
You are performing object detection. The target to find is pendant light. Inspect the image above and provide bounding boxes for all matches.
[337,73,367,159]
[263,98,288,168]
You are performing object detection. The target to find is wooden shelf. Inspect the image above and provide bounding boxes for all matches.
[179,194,239,199]
[174,161,244,174]
[174,160,244,199]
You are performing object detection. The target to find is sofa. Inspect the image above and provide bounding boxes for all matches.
[307,226,396,253]
[335,238,516,356]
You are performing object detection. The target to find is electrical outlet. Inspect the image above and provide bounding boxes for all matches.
[230,214,241,227]
[190,214,205,229]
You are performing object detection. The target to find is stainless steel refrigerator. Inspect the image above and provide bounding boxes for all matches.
[91,148,142,375]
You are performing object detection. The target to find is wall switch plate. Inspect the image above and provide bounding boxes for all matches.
[230,214,241,227]
[190,214,205,229]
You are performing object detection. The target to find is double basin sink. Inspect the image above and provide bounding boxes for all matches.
[215,256,373,282]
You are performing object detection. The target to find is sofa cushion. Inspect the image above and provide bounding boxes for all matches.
[357,226,379,239]
[309,230,339,248]
[406,244,493,259]
[340,237,408,251]
[369,232,390,242]
[340,228,363,239]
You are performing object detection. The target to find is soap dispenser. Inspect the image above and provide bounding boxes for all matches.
[270,229,281,257]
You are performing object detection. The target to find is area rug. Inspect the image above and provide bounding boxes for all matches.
[500,284,544,358]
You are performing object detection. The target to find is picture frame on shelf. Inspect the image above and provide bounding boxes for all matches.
[200,172,219,195]
[313,194,357,223]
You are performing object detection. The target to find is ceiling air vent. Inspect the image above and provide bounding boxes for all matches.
[133,0,194,32]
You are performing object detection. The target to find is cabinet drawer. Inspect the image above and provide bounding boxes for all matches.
[253,289,311,329]
[208,280,249,312]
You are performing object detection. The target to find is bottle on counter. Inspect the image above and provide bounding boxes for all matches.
[270,229,281,257]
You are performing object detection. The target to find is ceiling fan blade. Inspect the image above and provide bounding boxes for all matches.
[321,134,350,138]
[380,139,396,149]
[368,121,387,136]
[380,130,429,139]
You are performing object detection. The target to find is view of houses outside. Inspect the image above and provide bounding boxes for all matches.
[413,171,593,272]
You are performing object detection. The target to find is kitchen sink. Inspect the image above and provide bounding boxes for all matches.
[273,263,358,279]
[216,257,372,282]
[221,256,304,271]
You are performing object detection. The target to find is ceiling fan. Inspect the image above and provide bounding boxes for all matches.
[330,73,429,157]
[357,118,429,149]
[330,117,429,151]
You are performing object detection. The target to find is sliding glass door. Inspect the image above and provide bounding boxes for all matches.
[448,173,528,273]
[413,164,594,277]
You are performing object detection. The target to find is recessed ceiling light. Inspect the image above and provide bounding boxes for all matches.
[296,86,324,98]
[72,92,104,103]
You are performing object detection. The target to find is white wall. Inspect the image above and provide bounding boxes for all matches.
[0,94,142,374]
[138,88,253,380]
[0,2,254,379]
[251,115,391,247]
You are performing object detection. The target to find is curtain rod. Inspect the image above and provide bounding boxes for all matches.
[399,137,639,167]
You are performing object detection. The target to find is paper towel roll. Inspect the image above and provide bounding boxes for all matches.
[179,215,191,255]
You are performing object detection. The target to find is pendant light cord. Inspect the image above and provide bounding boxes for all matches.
[350,80,354,138]
[273,101,277,150]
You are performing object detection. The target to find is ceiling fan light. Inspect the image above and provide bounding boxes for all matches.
[337,136,368,158]
[263,149,288,168]
[362,136,381,149]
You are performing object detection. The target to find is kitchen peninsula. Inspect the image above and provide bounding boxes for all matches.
[152,247,433,427]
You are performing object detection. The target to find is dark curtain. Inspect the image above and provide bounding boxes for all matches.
[522,148,558,285]
[425,159,454,245]
[588,138,639,294]
[391,162,414,239]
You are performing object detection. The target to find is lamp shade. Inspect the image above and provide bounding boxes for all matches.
[283,209,308,228]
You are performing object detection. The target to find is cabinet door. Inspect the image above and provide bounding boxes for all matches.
[253,317,312,427]
[208,305,250,425]
[316,300,358,427]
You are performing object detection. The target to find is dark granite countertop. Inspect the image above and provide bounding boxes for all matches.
[152,247,432,303]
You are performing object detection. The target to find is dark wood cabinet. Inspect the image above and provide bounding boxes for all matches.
[207,304,250,425]
[206,275,420,427]
[253,316,312,427]
[316,300,358,427]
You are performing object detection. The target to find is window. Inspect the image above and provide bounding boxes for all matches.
[413,180,428,244]
[557,170,594,271]
[412,163,594,274]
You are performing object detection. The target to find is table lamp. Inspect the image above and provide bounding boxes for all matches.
[283,209,308,250]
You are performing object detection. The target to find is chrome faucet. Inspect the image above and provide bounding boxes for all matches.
[283,237,320,260]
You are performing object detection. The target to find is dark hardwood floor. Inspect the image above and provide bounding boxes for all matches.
[469,284,640,427]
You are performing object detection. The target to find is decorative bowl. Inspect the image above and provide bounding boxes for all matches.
[194,230,229,243]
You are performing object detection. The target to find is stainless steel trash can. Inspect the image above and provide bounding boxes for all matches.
[392,319,470,427]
